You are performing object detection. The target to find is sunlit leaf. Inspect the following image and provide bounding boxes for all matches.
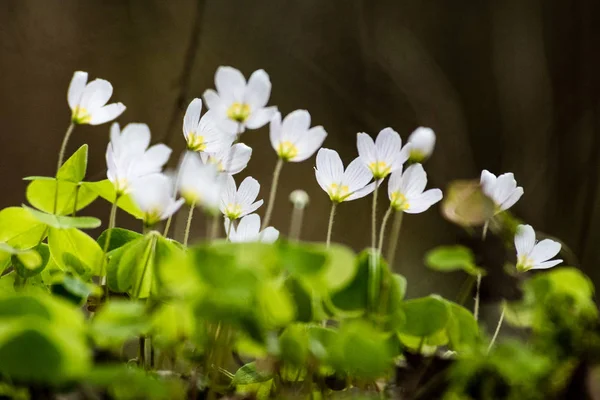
[84,180,144,219]
[56,144,88,183]
[48,227,104,277]
[24,205,100,229]
[0,207,46,249]
[13,244,49,278]
[26,179,97,216]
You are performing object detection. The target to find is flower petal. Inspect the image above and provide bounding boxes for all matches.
[387,168,403,199]
[391,143,411,172]
[245,106,278,130]
[224,143,252,175]
[480,170,497,196]
[316,148,343,185]
[342,158,373,194]
[514,224,536,258]
[269,111,282,152]
[237,177,261,207]
[531,259,563,270]
[215,66,246,100]
[356,133,376,165]
[281,109,311,141]
[375,127,402,164]
[499,186,524,212]
[203,89,222,110]
[80,78,113,111]
[405,188,442,214]
[234,214,261,242]
[400,163,427,198]
[183,98,202,138]
[245,69,271,109]
[407,127,436,158]
[345,182,376,201]
[260,227,280,243]
[161,198,185,221]
[529,239,561,264]
[89,103,126,125]
[67,71,88,109]
[120,123,151,154]
[292,126,327,162]
[493,173,517,205]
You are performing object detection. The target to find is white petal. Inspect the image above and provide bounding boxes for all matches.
[281,109,311,140]
[356,133,376,165]
[387,168,403,199]
[161,198,185,220]
[220,174,237,209]
[407,127,436,158]
[292,126,327,162]
[237,177,260,206]
[245,106,278,130]
[492,173,517,205]
[480,170,497,196]
[342,158,373,194]
[375,127,402,164]
[225,143,252,175]
[316,148,344,184]
[399,163,427,198]
[67,71,88,109]
[183,98,202,138]
[80,79,113,111]
[143,144,172,170]
[345,182,376,201]
[531,259,563,270]
[215,66,246,100]
[244,200,264,216]
[404,188,442,214]
[259,227,279,243]
[315,169,331,195]
[245,69,271,109]
[89,103,126,125]
[529,239,562,264]
[269,111,282,152]
[499,186,524,212]
[235,214,261,241]
[110,122,121,146]
[391,143,411,172]
[514,224,535,258]
[203,89,222,110]
[130,173,172,214]
[120,123,151,153]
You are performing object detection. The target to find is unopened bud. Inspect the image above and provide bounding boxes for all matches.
[289,189,309,209]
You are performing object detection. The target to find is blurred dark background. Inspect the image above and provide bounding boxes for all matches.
[1,0,600,309]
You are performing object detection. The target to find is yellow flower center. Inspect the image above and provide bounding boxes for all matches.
[206,156,225,172]
[368,161,391,179]
[187,133,206,152]
[277,141,299,161]
[516,255,534,272]
[144,208,163,227]
[181,189,200,206]
[224,203,243,220]
[72,106,91,124]
[227,102,251,123]
[409,149,426,163]
[328,183,350,203]
[390,191,409,211]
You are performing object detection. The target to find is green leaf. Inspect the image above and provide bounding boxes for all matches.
[279,324,310,366]
[258,279,295,327]
[97,228,143,253]
[13,244,49,278]
[51,274,101,305]
[232,362,273,386]
[0,207,46,249]
[330,250,371,313]
[425,245,481,275]
[48,227,104,276]
[398,295,450,337]
[84,180,144,219]
[57,144,88,182]
[445,301,479,352]
[92,300,149,349]
[24,205,100,229]
[26,179,98,216]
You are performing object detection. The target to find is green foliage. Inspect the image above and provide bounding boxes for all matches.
[85,179,144,219]
[48,227,104,277]
[91,300,150,349]
[425,245,483,276]
[24,205,101,229]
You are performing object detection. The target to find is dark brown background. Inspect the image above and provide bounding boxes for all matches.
[1,0,599,307]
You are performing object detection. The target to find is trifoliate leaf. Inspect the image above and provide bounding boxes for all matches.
[84,180,144,219]
[23,205,100,229]
[425,245,483,276]
[56,144,88,183]
[398,295,450,338]
[0,207,46,249]
[48,227,104,277]
[26,179,97,216]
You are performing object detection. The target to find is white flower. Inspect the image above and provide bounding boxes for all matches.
[130,174,184,226]
[407,127,436,162]
[357,128,411,180]
[269,110,327,162]
[177,152,222,211]
[68,71,126,125]
[203,66,278,134]
[183,98,235,152]
[106,123,172,195]
[387,164,443,213]
[314,148,375,203]
[220,175,263,220]
[480,170,524,214]
[514,224,562,272]
[224,214,279,243]
[200,143,252,175]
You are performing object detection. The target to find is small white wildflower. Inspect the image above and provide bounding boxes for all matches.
[177,152,222,212]
[68,71,126,125]
[224,214,279,243]
[130,174,184,226]
[200,143,252,175]
[220,175,263,220]
[269,110,327,162]
[357,128,411,180]
[407,127,436,162]
[388,164,443,213]
[183,98,235,152]
[480,170,524,214]
[514,224,562,272]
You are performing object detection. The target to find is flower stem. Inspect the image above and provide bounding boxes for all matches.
[487,303,506,353]
[53,123,76,214]
[288,206,305,242]
[371,184,379,252]
[183,204,195,246]
[262,158,284,229]
[325,203,337,247]
[385,210,404,267]
[474,274,482,321]
[100,196,120,300]
[139,336,146,369]
[377,207,393,255]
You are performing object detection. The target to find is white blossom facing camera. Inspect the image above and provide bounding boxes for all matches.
[68,71,126,125]
[407,127,436,163]
[200,143,252,175]
[224,214,279,243]
[315,148,375,203]
[480,170,524,214]
[220,175,263,220]
[130,173,184,226]
[514,224,562,272]
[203,66,278,134]
[357,128,411,180]
[177,152,222,212]
[269,110,327,162]
[183,98,235,152]
[106,123,172,195]
[388,164,443,213]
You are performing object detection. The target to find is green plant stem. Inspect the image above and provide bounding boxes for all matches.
[482,219,490,240]
[325,202,337,247]
[139,336,146,369]
[377,206,393,254]
[371,184,379,252]
[487,303,506,353]
[262,158,284,229]
[100,196,120,300]
[288,205,305,241]
[474,274,482,321]
[386,210,404,267]
[183,204,195,246]
[209,213,220,240]
[53,122,76,214]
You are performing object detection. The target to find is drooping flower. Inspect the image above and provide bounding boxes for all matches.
[480,170,524,214]
[269,110,327,162]
[200,143,252,175]
[388,164,443,213]
[177,152,222,212]
[357,128,411,180]
[224,213,279,243]
[130,173,185,226]
[106,123,172,195]
[514,224,562,272]
[315,148,375,203]
[407,127,436,163]
[220,175,263,220]
[68,71,126,125]
[203,66,278,134]
[183,98,235,152]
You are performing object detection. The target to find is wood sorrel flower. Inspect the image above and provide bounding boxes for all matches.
[315,148,375,203]
[203,66,277,134]
[220,175,263,220]
[480,170,524,214]
[407,127,436,163]
[183,98,235,152]
[106,123,172,195]
[269,110,327,162]
[130,173,184,226]
[515,224,562,272]
[387,164,443,213]
[224,213,279,243]
[200,143,252,175]
[357,128,411,180]
[177,152,222,212]
[68,71,126,125]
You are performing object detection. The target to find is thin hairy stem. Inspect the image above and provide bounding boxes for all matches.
[386,210,404,267]
[183,205,196,246]
[371,184,379,251]
[487,303,506,353]
[100,196,120,300]
[53,123,76,213]
[377,206,393,255]
[209,213,220,240]
[288,206,305,241]
[325,203,337,247]
[474,274,482,321]
[262,158,284,229]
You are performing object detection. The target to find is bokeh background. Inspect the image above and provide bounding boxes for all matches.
[1,1,599,314]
